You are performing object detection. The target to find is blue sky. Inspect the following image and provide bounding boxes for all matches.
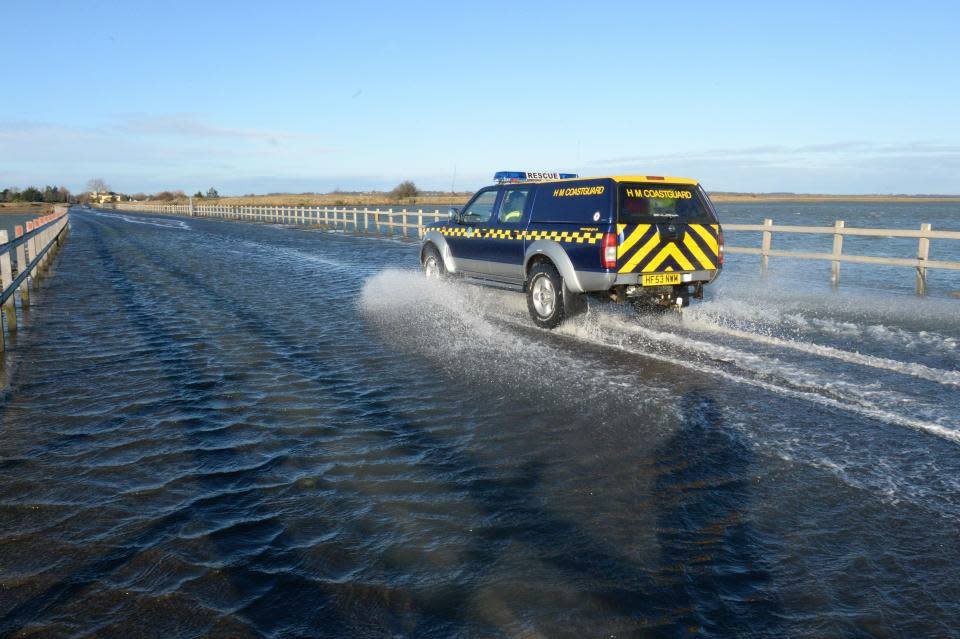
[3,0,958,195]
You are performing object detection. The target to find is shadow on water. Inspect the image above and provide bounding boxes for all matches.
[652,391,782,636]
[3,215,781,637]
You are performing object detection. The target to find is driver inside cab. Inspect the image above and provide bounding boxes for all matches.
[500,191,526,223]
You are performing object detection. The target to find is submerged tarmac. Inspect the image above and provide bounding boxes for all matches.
[0,209,957,637]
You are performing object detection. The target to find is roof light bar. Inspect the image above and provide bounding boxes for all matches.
[494,171,578,184]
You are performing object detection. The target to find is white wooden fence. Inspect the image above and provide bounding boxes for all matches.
[724,220,960,294]
[0,205,70,350]
[114,202,960,295]
[116,202,446,241]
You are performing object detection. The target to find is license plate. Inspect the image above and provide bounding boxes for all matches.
[641,273,682,287]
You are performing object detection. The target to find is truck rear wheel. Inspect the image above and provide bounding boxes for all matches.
[526,262,566,329]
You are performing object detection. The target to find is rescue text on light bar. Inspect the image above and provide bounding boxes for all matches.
[494,171,578,183]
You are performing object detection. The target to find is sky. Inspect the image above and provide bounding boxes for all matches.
[2,0,959,195]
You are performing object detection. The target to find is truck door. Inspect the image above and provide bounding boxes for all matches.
[469,185,532,283]
[447,188,501,275]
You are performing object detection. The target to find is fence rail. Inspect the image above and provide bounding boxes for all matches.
[724,219,960,294]
[0,205,70,350]
[116,202,448,241]
[114,203,960,295]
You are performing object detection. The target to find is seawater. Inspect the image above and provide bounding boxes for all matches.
[0,207,957,637]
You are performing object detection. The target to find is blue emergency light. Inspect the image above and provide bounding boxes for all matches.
[494,171,578,183]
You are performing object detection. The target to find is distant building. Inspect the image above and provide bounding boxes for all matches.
[91,191,121,204]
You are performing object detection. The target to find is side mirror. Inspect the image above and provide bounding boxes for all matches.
[448,208,462,223]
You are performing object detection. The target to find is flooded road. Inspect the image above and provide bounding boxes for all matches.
[1,208,958,637]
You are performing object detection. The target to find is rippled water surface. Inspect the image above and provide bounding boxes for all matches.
[1,208,958,638]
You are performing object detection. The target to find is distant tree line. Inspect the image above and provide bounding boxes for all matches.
[1,185,73,203]
[390,180,420,202]
[151,190,187,201]
[192,188,220,199]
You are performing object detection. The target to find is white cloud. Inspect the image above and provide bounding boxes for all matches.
[0,114,335,192]
[114,113,325,146]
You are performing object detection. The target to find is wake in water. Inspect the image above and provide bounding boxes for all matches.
[359,269,680,426]
[688,286,960,365]
[360,270,958,440]
[90,210,191,230]
[360,268,960,519]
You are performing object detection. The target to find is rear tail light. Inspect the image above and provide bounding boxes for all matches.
[601,232,618,269]
[717,227,725,267]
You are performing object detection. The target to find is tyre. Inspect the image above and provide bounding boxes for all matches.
[421,245,445,279]
[526,261,566,329]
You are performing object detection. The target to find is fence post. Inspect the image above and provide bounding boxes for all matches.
[760,218,773,277]
[0,230,15,333]
[24,222,37,293]
[917,223,931,295]
[417,209,424,238]
[831,220,844,290]
[14,225,28,306]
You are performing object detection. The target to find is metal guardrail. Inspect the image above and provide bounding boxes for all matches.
[115,203,960,295]
[0,206,70,350]
[724,219,960,294]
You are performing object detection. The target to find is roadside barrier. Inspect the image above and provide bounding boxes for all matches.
[116,202,445,240]
[724,220,960,295]
[0,205,70,350]
[114,202,960,296]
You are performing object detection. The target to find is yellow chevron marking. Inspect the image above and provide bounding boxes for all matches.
[690,223,718,253]
[664,266,674,272]
[643,243,696,272]
[616,223,627,235]
[617,224,650,259]
[618,231,661,273]
[683,232,715,269]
